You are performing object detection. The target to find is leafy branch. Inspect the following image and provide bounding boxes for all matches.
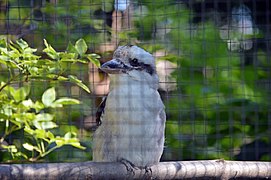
[0,38,100,162]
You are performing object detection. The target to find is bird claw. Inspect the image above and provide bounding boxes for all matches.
[142,166,153,179]
[119,158,137,176]
[144,166,152,175]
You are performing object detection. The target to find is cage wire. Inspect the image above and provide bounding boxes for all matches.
[0,0,270,164]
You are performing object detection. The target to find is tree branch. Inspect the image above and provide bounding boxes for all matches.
[0,160,270,179]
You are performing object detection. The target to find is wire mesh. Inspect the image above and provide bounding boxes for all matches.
[0,0,270,163]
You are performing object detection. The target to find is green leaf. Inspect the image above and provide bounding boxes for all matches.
[0,38,7,48]
[11,86,30,102]
[34,129,47,139]
[4,59,20,68]
[42,121,58,129]
[66,42,78,56]
[63,132,86,150]
[16,39,29,50]
[45,74,69,81]
[64,132,74,139]
[70,142,86,150]
[1,145,18,153]
[43,39,59,60]
[47,131,55,140]
[13,152,28,159]
[0,113,8,121]
[60,58,89,63]
[23,47,37,54]
[0,46,8,55]
[86,54,101,67]
[53,98,80,106]
[33,101,45,112]
[34,121,58,130]
[9,41,21,55]
[55,137,65,147]
[23,143,41,153]
[58,52,77,59]
[0,55,18,67]
[12,113,36,125]
[3,84,15,96]
[34,113,54,122]
[75,39,87,57]
[42,87,56,107]
[22,143,34,151]
[2,104,13,116]
[24,127,35,135]
[68,75,90,93]
[21,99,34,108]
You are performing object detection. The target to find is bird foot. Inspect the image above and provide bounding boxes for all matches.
[142,166,153,179]
[119,158,137,176]
[144,166,152,175]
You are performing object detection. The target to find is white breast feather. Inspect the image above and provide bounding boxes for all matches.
[92,74,166,167]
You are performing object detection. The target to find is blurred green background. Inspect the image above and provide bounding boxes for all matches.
[0,0,270,162]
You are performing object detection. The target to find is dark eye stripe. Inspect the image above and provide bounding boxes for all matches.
[129,58,154,75]
[142,64,154,75]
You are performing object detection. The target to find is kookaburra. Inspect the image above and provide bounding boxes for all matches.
[92,45,166,168]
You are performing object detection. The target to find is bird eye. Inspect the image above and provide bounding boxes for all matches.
[132,58,138,63]
[130,58,139,67]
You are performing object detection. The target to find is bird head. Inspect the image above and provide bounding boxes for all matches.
[100,45,159,89]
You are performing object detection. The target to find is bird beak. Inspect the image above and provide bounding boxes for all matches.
[100,59,130,74]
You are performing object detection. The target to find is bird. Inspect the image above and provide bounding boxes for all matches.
[92,45,166,168]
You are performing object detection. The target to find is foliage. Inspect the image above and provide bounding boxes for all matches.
[129,3,270,160]
[4,0,110,48]
[169,9,269,160]
[167,20,269,160]
[0,38,100,162]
